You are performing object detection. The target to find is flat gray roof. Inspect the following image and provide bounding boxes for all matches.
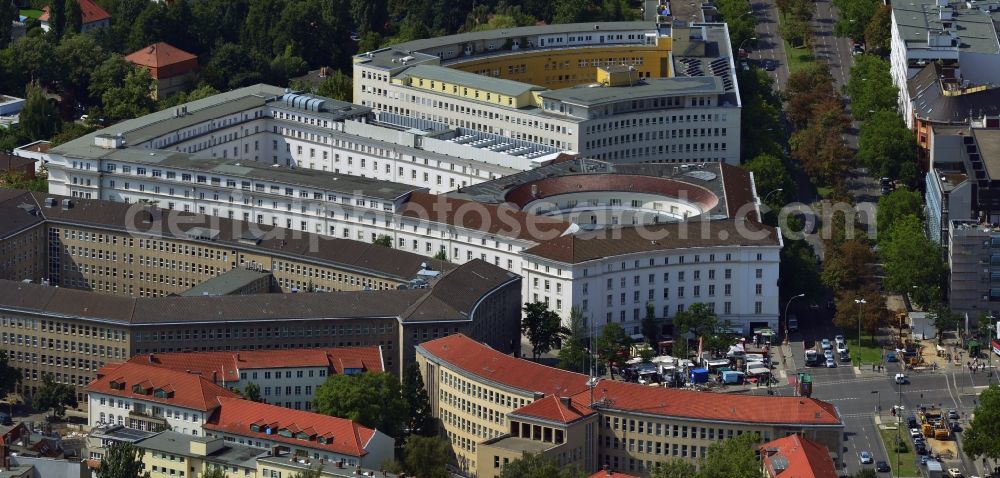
[94,149,421,201]
[382,21,658,53]
[973,128,1000,179]
[179,268,271,296]
[892,0,1000,53]
[539,77,723,106]
[401,64,545,97]
[481,435,555,454]
[136,431,262,469]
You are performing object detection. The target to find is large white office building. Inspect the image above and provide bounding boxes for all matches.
[353,21,742,164]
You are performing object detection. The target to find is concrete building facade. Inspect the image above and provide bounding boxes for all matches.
[353,21,742,164]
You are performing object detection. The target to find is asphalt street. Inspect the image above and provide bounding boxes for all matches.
[754,311,994,476]
[749,0,791,91]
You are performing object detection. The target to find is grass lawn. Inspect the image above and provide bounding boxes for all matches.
[783,39,815,74]
[877,426,920,477]
[841,328,885,366]
[19,9,44,19]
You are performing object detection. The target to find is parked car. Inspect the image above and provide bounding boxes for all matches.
[948,409,959,420]
[809,303,820,310]
[826,357,837,368]
[910,428,922,439]
[895,373,908,384]
[948,469,964,478]
[907,416,918,428]
[919,455,929,466]
[821,338,832,350]
[763,59,776,71]
[875,461,890,472]
[834,335,845,344]
[0,412,11,426]
[915,442,928,455]
[887,351,898,362]
[859,451,874,464]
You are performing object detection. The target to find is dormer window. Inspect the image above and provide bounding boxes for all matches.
[250,424,261,433]
[109,380,125,390]
[132,384,150,395]
[153,388,174,398]
[278,428,293,438]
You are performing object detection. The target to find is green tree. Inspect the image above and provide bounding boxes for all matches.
[19,86,61,142]
[433,249,448,262]
[881,215,946,309]
[402,436,450,478]
[32,372,78,418]
[315,70,353,102]
[0,0,18,49]
[55,33,109,103]
[13,35,59,85]
[314,372,407,439]
[49,0,66,39]
[737,69,784,160]
[350,0,387,35]
[202,42,266,91]
[268,47,308,86]
[0,351,22,399]
[498,453,583,478]
[876,188,923,241]
[673,303,719,344]
[401,363,435,437]
[927,306,960,343]
[832,0,877,42]
[558,307,589,373]
[852,469,879,478]
[641,301,660,345]
[288,466,323,478]
[49,122,95,147]
[97,442,150,478]
[780,239,823,299]
[372,234,393,248]
[857,111,916,180]
[89,54,133,103]
[697,432,760,478]
[744,153,795,210]
[964,385,1000,462]
[821,238,876,291]
[864,5,892,53]
[833,286,890,342]
[65,0,82,34]
[779,15,812,48]
[101,66,155,122]
[202,467,228,478]
[521,302,564,360]
[243,383,262,402]
[845,55,898,122]
[553,0,591,23]
[650,459,697,478]
[596,322,630,377]
[358,31,382,52]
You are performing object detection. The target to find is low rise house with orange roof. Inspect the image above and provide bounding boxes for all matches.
[588,468,640,478]
[127,346,384,411]
[86,361,240,435]
[38,0,110,33]
[125,42,199,100]
[416,334,844,477]
[759,434,839,478]
[204,397,394,469]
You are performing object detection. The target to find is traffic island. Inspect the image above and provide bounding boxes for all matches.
[876,422,921,477]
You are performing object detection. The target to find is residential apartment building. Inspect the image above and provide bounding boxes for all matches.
[86,362,238,435]
[889,0,1000,131]
[126,346,384,410]
[125,43,199,100]
[353,21,742,164]
[903,62,1000,153]
[947,220,1000,316]
[86,363,394,469]
[416,334,843,477]
[0,254,519,403]
[925,121,1000,246]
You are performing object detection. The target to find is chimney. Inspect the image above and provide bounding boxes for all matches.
[0,444,9,469]
[270,445,280,457]
[147,353,155,363]
[559,396,572,408]
[236,352,241,361]
[604,464,611,476]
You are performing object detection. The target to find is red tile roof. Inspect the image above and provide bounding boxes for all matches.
[760,435,839,478]
[87,362,239,411]
[510,395,594,424]
[419,335,842,427]
[588,471,639,478]
[40,0,110,24]
[569,380,841,426]
[128,347,383,383]
[418,334,589,397]
[205,397,377,457]
[125,43,197,68]
[401,192,574,242]
[522,219,779,264]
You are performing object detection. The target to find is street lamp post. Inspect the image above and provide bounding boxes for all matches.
[896,378,902,478]
[855,298,867,367]
[762,188,784,205]
[871,390,880,415]
[737,36,758,55]
[785,293,805,345]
